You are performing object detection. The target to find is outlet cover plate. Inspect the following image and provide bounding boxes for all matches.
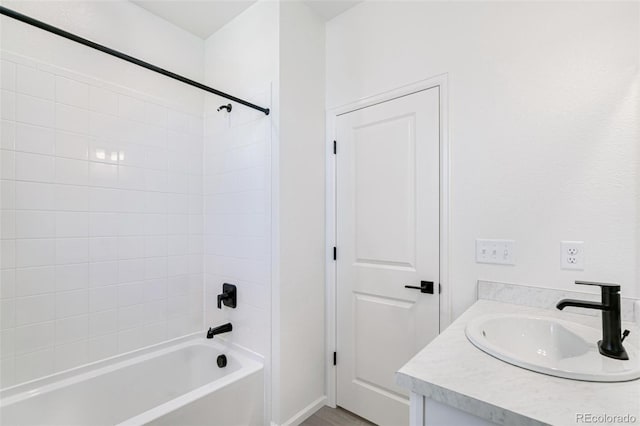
[476,239,515,265]
[561,241,584,270]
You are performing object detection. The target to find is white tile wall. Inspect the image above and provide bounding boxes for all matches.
[0,56,204,387]
[203,91,271,356]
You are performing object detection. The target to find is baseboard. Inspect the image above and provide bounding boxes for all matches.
[272,395,327,426]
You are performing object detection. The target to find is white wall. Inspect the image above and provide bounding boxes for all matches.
[203,0,276,358]
[0,0,204,113]
[1,1,326,422]
[1,1,327,422]
[202,0,277,423]
[326,1,640,319]
[0,0,204,386]
[274,2,326,424]
[203,2,326,425]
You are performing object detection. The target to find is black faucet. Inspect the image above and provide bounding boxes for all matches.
[556,281,629,360]
[207,322,233,339]
[217,283,237,309]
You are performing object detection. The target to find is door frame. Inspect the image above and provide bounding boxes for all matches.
[325,73,451,408]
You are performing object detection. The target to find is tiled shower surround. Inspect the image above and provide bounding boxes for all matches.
[203,96,271,357]
[0,53,204,386]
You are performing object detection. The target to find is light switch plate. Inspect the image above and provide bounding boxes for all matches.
[561,241,584,270]
[476,239,515,265]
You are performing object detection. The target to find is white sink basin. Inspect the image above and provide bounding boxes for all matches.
[465,314,640,382]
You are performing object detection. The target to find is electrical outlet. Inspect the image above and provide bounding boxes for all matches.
[476,239,515,265]
[561,241,584,270]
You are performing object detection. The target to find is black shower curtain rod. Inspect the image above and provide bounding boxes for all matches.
[0,6,270,116]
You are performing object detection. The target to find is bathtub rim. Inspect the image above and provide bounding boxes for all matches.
[0,333,263,409]
[117,360,263,426]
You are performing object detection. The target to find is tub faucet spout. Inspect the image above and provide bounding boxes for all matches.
[207,322,232,339]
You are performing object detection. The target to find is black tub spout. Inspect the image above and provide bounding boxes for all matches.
[206,323,232,339]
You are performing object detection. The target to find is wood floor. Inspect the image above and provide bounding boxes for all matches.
[301,406,376,426]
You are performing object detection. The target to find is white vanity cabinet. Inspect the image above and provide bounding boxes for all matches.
[410,393,498,426]
[395,285,640,426]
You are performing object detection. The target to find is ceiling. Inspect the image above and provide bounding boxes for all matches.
[132,0,257,39]
[132,0,360,39]
[303,1,361,21]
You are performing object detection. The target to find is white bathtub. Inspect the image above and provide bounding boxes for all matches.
[0,335,263,426]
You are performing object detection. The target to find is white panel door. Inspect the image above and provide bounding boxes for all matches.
[336,87,440,426]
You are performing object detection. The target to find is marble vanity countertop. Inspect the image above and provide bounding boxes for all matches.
[396,299,640,426]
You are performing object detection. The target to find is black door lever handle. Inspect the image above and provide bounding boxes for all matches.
[405,281,434,294]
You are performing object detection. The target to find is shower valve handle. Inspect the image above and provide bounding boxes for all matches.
[217,283,237,309]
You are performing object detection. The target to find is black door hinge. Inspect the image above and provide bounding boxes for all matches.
[333,351,337,366]
[333,140,337,154]
[333,247,337,260]
[439,283,442,294]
